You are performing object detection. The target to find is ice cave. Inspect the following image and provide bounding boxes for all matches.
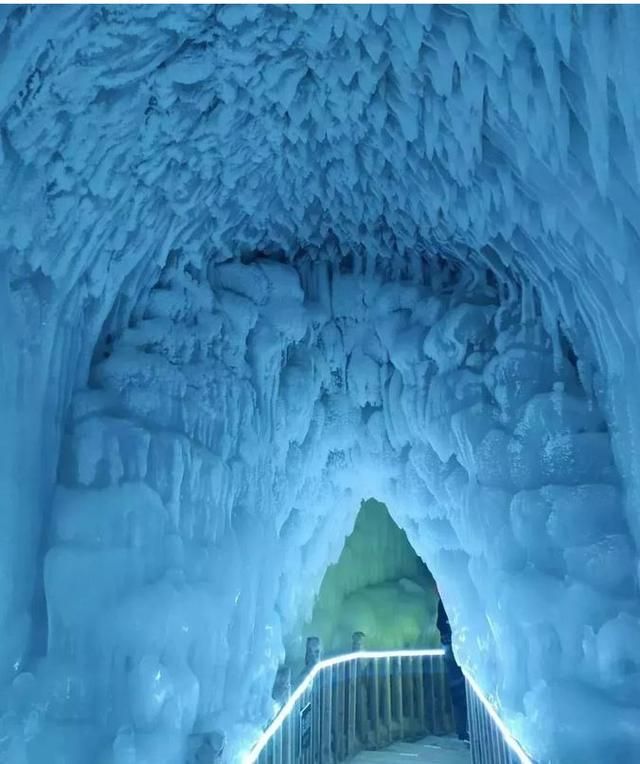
[1,4,640,764]
[283,499,440,665]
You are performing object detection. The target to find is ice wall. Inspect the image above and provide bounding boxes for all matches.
[7,253,636,764]
[1,5,640,764]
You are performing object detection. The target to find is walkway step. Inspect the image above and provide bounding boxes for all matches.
[351,736,471,764]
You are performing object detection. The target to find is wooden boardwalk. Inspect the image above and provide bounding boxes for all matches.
[350,736,471,764]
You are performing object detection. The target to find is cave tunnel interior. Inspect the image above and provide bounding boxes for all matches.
[2,4,640,764]
[283,498,439,669]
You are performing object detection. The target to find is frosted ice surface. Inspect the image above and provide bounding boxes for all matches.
[284,500,439,667]
[1,4,640,764]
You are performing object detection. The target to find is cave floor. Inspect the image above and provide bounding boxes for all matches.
[350,736,471,763]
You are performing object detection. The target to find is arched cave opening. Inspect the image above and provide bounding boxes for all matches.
[283,498,439,671]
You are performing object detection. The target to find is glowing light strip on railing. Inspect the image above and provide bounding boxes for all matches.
[463,670,533,764]
[244,648,445,764]
[244,648,534,764]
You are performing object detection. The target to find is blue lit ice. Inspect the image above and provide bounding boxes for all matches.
[1,5,640,763]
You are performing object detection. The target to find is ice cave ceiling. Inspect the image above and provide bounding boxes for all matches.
[2,4,640,764]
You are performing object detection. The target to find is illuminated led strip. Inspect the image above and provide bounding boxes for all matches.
[244,648,533,764]
[463,670,533,764]
[244,649,444,763]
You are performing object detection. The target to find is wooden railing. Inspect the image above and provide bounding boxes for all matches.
[245,649,454,764]
[245,646,536,764]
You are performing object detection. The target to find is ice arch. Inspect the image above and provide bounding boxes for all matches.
[1,5,640,764]
[282,498,439,663]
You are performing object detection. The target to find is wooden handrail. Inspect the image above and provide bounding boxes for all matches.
[245,648,452,764]
[245,646,536,764]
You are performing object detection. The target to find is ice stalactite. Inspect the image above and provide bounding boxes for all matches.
[25,253,630,764]
[1,5,640,764]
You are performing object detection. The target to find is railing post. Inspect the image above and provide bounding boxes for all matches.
[332,661,346,762]
[284,710,294,764]
[356,663,369,747]
[293,691,301,764]
[467,682,477,764]
[415,655,425,735]
[435,652,450,734]
[346,659,357,757]
[274,717,283,764]
[425,654,437,733]
[368,655,380,749]
[312,674,322,764]
[351,631,365,652]
[305,637,322,672]
[301,684,311,764]
[402,656,415,738]
[273,666,292,706]
[351,631,369,749]
[390,655,403,740]
[320,666,332,764]
[380,656,392,746]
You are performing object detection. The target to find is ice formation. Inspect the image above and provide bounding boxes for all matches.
[283,499,439,664]
[1,4,640,764]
